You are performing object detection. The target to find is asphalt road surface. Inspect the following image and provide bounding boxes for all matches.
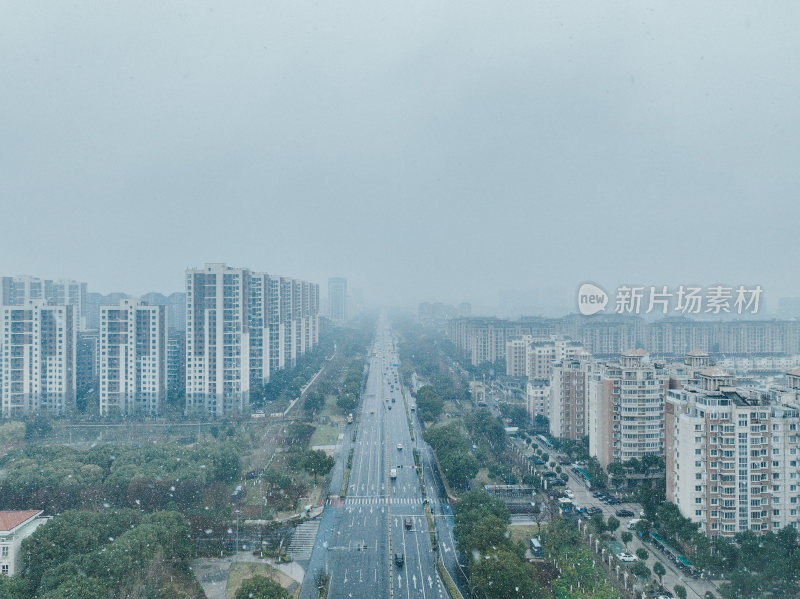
[323,319,447,599]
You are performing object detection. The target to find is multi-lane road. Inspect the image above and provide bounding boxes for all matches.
[309,320,449,599]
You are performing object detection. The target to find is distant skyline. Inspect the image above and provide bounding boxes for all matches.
[2,3,799,311]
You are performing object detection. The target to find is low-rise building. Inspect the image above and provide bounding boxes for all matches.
[0,510,46,576]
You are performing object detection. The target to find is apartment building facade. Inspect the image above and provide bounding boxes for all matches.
[666,370,800,537]
[449,315,800,360]
[550,356,593,440]
[1,276,87,330]
[185,263,319,417]
[328,277,347,322]
[99,300,167,416]
[0,301,76,417]
[588,349,668,467]
[526,378,550,420]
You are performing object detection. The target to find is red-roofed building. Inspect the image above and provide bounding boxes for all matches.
[0,510,45,576]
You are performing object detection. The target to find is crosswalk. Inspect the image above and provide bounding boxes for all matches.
[326,496,445,506]
[286,518,320,561]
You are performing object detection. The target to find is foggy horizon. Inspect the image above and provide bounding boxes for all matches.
[3,2,800,311]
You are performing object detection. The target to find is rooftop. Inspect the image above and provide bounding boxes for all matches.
[700,367,732,377]
[0,510,42,532]
[622,348,649,357]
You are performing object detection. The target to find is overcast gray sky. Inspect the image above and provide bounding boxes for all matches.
[1,2,798,314]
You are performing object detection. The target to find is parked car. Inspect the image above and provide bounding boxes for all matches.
[617,552,637,563]
[587,507,602,515]
[615,509,635,518]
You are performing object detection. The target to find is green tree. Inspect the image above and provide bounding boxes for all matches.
[302,450,335,484]
[234,575,289,599]
[606,516,620,533]
[469,550,540,599]
[24,414,53,439]
[416,385,444,421]
[456,515,510,557]
[335,393,357,413]
[590,512,606,533]
[635,548,649,561]
[653,561,666,584]
[674,584,687,599]
[39,577,110,599]
[621,531,633,548]
[631,561,650,579]
[439,451,479,491]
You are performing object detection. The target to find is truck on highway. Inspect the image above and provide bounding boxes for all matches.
[390,468,397,479]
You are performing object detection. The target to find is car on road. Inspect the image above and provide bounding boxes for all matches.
[615,509,635,518]
[370,409,375,414]
[404,518,412,530]
[390,468,397,479]
[397,443,403,450]
[394,553,404,567]
[617,552,637,562]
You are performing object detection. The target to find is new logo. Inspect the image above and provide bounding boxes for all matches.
[577,283,608,315]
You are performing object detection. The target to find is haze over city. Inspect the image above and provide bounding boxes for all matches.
[2,2,800,312]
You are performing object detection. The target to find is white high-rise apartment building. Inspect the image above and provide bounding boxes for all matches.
[666,369,800,537]
[1,276,87,330]
[0,301,76,417]
[185,263,319,418]
[99,300,166,416]
[186,264,252,417]
[588,349,668,468]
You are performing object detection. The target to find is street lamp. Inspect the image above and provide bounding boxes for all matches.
[235,509,241,554]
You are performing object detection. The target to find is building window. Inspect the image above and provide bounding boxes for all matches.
[0,545,7,557]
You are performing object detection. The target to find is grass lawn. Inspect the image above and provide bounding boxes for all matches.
[473,468,492,487]
[310,423,340,447]
[508,523,542,546]
[430,399,466,427]
[318,394,346,423]
[227,561,298,598]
